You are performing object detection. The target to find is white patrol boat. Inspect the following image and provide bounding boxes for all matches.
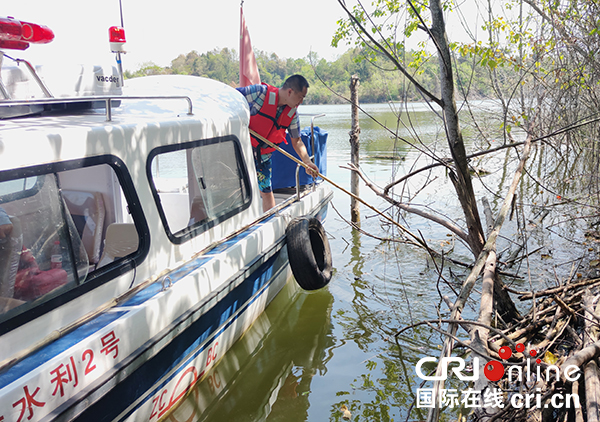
[0,17,332,421]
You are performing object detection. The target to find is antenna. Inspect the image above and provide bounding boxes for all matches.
[119,0,125,27]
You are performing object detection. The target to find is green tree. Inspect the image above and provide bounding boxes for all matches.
[125,46,509,104]
[124,61,168,79]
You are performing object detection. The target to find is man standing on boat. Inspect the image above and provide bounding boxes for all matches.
[237,75,319,212]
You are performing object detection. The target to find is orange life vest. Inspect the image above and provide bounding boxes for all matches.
[249,84,296,154]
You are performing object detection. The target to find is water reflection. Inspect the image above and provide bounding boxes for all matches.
[350,228,364,280]
[165,280,335,421]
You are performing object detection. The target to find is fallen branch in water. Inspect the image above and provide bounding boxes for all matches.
[517,277,600,300]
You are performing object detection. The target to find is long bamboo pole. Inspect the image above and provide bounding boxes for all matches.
[249,128,425,247]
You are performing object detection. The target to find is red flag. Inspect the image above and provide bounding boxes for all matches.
[239,5,261,87]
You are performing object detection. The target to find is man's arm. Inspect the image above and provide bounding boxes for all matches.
[235,85,266,116]
[290,137,319,177]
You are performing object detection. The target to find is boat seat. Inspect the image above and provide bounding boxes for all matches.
[189,195,208,225]
[62,190,106,265]
[0,215,23,299]
[97,223,139,268]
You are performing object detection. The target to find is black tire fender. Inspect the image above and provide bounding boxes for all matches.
[285,216,332,290]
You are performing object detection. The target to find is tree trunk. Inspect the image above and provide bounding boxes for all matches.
[429,0,485,257]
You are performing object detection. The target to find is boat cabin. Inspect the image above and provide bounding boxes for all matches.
[0,17,331,421]
[0,55,330,422]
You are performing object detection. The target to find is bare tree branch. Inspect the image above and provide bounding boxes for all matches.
[343,163,472,246]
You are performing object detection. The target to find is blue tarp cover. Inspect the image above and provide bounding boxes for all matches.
[271,126,328,190]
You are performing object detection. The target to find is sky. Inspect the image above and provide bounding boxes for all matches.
[5,0,348,72]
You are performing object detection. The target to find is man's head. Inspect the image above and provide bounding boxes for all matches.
[280,75,309,108]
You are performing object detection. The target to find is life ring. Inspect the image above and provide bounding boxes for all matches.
[285,216,332,290]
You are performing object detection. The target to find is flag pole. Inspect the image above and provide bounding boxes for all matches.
[239,1,260,87]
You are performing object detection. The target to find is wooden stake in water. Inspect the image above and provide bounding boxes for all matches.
[350,74,361,224]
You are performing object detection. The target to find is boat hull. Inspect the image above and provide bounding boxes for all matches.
[34,200,330,422]
[78,241,289,421]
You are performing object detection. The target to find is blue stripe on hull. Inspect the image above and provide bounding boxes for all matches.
[61,241,289,421]
[115,218,265,309]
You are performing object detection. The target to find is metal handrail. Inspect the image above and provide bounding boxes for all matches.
[0,53,53,99]
[0,95,194,121]
[0,54,10,100]
[294,113,326,201]
[16,58,53,98]
[309,113,326,158]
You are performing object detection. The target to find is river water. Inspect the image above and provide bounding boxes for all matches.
[166,102,595,421]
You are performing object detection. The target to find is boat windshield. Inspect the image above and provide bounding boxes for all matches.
[0,161,142,323]
[0,174,88,311]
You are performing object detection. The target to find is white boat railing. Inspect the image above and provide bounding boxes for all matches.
[0,95,194,121]
[0,53,54,99]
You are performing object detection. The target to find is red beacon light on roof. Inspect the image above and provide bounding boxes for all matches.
[109,26,126,53]
[0,16,54,50]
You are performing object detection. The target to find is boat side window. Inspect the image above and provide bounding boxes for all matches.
[0,158,146,327]
[148,136,252,243]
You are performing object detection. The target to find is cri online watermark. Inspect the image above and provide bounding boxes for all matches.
[415,343,581,409]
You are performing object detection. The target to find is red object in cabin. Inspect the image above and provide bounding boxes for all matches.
[13,247,68,301]
[19,268,68,300]
[0,17,54,50]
